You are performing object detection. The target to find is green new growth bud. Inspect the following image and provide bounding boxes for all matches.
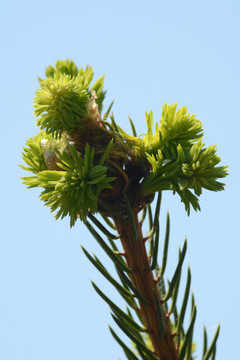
[25,144,115,226]
[21,131,70,182]
[21,128,116,225]
[21,132,49,176]
[140,137,228,214]
[45,59,79,78]
[34,73,90,137]
[117,103,204,158]
[158,103,203,157]
[182,140,228,196]
[34,59,106,137]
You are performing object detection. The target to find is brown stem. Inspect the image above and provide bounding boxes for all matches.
[113,210,178,360]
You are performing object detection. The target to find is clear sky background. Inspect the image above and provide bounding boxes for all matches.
[1,1,239,359]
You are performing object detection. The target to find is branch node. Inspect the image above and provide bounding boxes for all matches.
[117,251,126,257]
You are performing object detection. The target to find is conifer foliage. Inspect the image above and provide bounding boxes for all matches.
[21,59,228,360]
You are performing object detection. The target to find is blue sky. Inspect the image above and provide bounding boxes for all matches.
[1,1,239,359]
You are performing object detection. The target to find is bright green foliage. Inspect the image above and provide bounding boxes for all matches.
[45,59,79,78]
[23,141,115,226]
[40,146,115,226]
[156,103,203,157]
[114,102,228,213]
[34,73,90,136]
[22,59,228,220]
[140,140,227,214]
[34,59,106,137]
[21,131,49,175]
[118,103,203,156]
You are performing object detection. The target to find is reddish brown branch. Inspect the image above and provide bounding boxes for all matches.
[113,210,178,360]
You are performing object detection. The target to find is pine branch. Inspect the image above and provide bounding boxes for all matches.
[20,59,228,360]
